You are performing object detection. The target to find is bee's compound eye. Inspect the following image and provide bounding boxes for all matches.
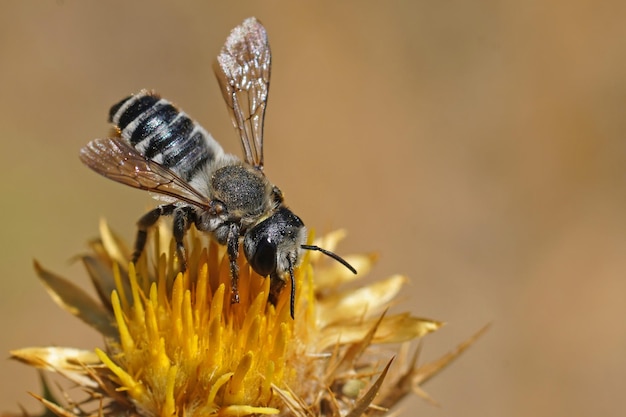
[250,238,277,277]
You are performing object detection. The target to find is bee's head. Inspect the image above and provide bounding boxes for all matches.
[243,207,306,280]
[243,206,356,318]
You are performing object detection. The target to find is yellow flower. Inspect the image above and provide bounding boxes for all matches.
[10,220,486,416]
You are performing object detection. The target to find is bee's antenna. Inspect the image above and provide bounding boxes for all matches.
[288,261,296,320]
[300,244,357,274]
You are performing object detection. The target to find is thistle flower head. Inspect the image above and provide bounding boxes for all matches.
[10,221,485,416]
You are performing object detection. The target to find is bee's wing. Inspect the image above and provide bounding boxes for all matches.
[79,138,210,209]
[214,17,270,170]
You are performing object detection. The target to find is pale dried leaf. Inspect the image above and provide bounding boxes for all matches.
[29,393,77,417]
[369,325,488,413]
[2,375,58,417]
[80,255,117,311]
[34,261,117,338]
[345,358,393,417]
[319,314,443,350]
[98,219,130,268]
[11,347,102,389]
[11,347,101,371]
[317,275,407,326]
[85,237,109,263]
[411,385,439,406]
[380,409,403,417]
[375,341,438,409]
[326,312,387,381]
[413,323,490,387]
[312,230,347,255]
[371,314,443,343]
[314,253,377,289]
[37,372,61,417]
[271,384,311,417]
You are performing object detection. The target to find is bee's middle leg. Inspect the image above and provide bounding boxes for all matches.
[172,206,198,272]
[226,223,241,304]
[133,204,177,263]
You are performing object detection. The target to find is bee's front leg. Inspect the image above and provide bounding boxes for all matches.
[226,223,241,304]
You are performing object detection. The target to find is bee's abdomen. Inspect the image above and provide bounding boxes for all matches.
[109,90,223,182]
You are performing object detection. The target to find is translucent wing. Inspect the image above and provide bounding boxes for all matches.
[79,137,210,209]
[214,17,270,170]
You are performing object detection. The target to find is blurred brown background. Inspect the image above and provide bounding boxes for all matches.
[1,1,626,416]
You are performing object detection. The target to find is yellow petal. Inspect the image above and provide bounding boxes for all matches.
[218,405,279,416]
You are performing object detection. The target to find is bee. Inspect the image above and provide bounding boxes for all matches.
[79,17,356,318]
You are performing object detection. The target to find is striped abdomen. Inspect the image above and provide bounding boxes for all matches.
[109,90,223,182]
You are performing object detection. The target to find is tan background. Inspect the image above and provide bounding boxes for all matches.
[1,1,626,416]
